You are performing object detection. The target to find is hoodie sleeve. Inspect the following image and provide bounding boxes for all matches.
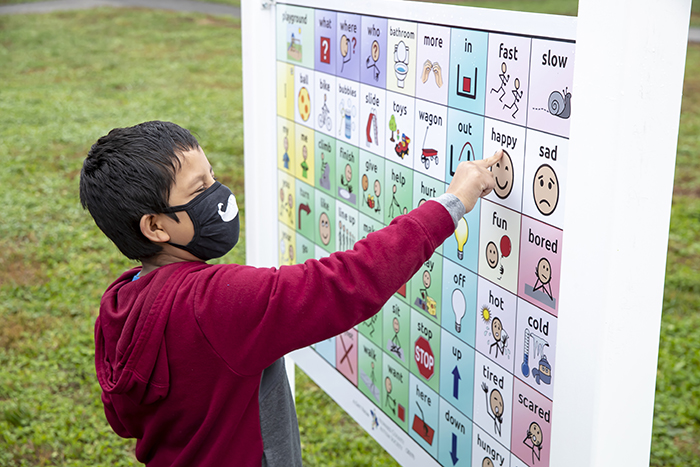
[192,200,455,376]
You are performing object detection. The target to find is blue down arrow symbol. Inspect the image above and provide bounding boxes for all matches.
[450,432,459,465]
[452,365,461,399]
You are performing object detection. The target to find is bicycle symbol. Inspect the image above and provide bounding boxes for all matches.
[318,94,332,131]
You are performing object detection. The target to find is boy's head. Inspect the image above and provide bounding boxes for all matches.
[80,121,199,260]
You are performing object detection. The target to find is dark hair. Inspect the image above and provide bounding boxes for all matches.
[79,121,199,260]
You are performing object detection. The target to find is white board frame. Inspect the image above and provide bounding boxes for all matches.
[241,1,692,465]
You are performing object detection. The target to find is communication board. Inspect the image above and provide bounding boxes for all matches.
[274,3,575,466]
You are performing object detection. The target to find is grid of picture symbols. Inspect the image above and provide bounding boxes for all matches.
[276,4,575,466]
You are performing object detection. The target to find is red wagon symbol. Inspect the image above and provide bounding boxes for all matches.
[420,126,439,169]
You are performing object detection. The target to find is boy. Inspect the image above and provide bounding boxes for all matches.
[80,121,500,466]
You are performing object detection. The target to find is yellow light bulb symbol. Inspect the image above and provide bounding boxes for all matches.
[454,217,469,260]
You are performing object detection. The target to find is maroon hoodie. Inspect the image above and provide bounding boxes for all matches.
[94,200,454,466]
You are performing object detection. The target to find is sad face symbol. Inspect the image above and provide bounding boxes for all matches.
[533,164,559,216]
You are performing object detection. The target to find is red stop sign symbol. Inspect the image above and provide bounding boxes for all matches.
[414,336,435,380]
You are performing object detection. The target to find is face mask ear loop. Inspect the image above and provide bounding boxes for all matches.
[165,208,203,255]
[162,183,223,256]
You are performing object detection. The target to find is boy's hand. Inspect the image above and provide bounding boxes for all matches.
[446,150,503,213]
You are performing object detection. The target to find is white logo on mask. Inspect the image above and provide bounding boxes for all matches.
[217,194,238,222]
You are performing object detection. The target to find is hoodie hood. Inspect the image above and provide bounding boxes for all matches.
[95,264,182,409]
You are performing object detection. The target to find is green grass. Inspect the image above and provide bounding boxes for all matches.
[0,4,698,467]
[0,0,241,5]
[187,0,241,7]
[197,0,578,16]
[0,8,245,466]
[430,0,578,15]
[200,0,240,6]
[650,43,700,467]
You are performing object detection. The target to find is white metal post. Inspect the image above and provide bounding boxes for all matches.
[241,0,296,394]
[241,0,694,462]
[242,0,279,269]
[550,1,692,465]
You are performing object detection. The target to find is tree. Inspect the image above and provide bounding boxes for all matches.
[388,115,397,142]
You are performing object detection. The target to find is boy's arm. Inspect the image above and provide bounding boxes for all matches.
[193,154,500,376]
[193,199,454,376]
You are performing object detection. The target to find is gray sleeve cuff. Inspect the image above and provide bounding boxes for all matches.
[434,193,466,228]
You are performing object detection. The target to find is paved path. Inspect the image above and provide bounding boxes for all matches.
[690,27,700,43]
[0,0,240,17]
[1,0,698,44]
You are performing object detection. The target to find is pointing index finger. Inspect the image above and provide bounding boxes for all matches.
[475,150,504,169]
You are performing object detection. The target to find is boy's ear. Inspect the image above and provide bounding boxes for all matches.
[140,214,171,244]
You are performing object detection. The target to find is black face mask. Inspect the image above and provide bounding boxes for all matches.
[162,182,240,261]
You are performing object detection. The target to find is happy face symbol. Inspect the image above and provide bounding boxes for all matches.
[533,164,559,216]
[485,241,499,269]
[422,270,431,289]
[319,212,331,245]
[492,150,514,199]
